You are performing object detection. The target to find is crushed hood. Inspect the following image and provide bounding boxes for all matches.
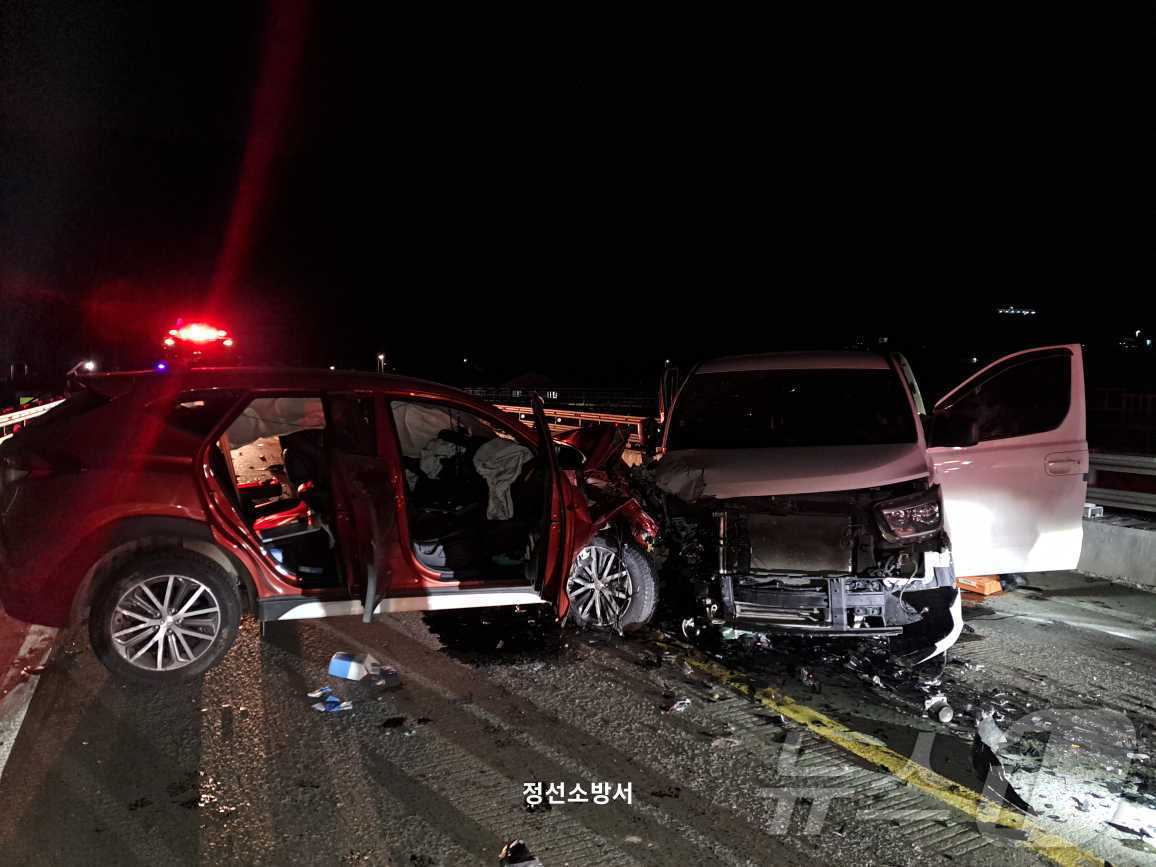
[655,443,929,501]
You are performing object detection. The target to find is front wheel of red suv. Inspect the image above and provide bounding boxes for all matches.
[89,549,241,684]
[566,537,658,631]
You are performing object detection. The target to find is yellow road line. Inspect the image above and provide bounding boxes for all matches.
[658,640,1104,867]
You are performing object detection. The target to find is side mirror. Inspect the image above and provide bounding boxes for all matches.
[555,443,586,471]
[930,411,979,448]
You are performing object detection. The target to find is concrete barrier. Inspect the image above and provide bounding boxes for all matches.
[1078,515,1156,588]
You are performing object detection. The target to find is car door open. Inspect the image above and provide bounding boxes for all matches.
[529,393,573,619]
[324,392,396,617]
[927,344,1087,577]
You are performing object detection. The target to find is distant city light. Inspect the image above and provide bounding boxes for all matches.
[155,361,168,371]
[82,360,96,372]
[329,365,336,370]
[998,306,1037,316]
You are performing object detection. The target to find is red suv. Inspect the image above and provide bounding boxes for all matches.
[0,368,658,683]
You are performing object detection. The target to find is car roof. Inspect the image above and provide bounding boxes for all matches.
[696,351,892,374]
[82,366,479,402]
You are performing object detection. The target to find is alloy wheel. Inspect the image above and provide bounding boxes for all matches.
[567,545,633,627]
[109,574,222,672]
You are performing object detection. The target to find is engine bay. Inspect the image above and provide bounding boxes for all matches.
[670,480,951,635]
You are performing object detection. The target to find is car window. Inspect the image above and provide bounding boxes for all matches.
[390,400,505,459]
[225,396,325,447]
[328,395,376,456]
[389,399,524,493]
[667,369,917,450]
[163,390,244,436]
[223,395,326,487]
[937,352,1070,442]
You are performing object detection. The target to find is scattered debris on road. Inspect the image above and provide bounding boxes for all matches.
[664,697,692,714]
[924,694,954,723]
[797,666,820,693]
[329,651,384,681]
[311,694,353,713]
[958,575,1004,595]
[976,710,1007,751]
[499,838,543,866]
[373,667,402,688]
[972,712,1037,816]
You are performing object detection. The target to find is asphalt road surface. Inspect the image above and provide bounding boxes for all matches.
[1,572,1154,866]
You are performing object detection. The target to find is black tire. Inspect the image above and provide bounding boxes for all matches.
[566,535,658,631]
[89,549,242,685]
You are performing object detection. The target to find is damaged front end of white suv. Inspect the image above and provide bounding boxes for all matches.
[659,475,962,663]
[653,353,965,663]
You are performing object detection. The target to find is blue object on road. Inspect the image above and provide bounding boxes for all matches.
[328,651,380,681]
[311,694,352,713]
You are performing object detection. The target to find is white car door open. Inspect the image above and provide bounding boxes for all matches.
[927,344,1087,578]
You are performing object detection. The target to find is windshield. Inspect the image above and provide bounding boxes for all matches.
[667,368,917,450]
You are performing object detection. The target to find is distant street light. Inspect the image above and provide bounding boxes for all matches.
[67,359,97,377]
[376,353,386,374]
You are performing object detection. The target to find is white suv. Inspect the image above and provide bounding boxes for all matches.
[655,346,1087,661]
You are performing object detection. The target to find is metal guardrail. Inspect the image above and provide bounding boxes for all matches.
[465,387,654,415]
[0,400,64,445]
[494,404,650,448]
[1088,451,1156,513]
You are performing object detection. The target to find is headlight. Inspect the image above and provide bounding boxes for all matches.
[875,488,941,542]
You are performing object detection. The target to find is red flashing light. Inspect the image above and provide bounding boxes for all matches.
[173,323,228,343]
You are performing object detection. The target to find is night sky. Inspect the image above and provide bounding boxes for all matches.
[2,3,1151,392]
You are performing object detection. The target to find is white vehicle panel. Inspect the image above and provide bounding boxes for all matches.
[929,344,1087,577]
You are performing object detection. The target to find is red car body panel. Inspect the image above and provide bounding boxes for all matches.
[0,368,656,629]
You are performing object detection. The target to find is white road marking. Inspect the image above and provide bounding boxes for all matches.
[0,625,58,783]
[1015,613,1148,641]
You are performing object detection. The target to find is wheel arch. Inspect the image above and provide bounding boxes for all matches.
[68,517,257,625]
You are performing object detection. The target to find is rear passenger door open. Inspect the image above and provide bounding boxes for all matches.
[325,393,395,607]
[927,344,1088,577]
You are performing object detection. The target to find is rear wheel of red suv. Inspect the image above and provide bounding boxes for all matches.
[89,549,241,684]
